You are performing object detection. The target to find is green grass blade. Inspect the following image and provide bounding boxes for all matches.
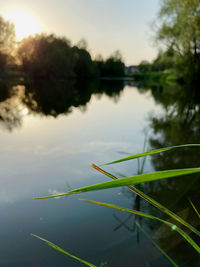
[91,165,200,238]
[31,234,97,267]
[35,168,200,200]
[188,198,200,220]
[35,166,200,238]
[100,144,200,166]
[136,223,179,267]
[79,199,200,255]
[81,199,164,220]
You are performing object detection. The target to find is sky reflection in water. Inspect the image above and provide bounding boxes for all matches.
[1,80,198,266]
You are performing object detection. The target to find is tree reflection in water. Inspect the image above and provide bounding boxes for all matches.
[0,79,124,131]
[106,80,200,266]
[141,80,200,266]
[0,81,25,131]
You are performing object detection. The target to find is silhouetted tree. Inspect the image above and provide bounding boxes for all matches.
[18,34,75,78]
[95,51,125,77]
[72,46,98,78]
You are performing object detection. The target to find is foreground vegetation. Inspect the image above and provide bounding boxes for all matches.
[33,144,200,266]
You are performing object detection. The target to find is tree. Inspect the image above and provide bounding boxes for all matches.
[156,0,200,80]
[72,46,98,78]
[95,50,125,77]
[0,15,16,54]
[138,60,152,72]
[0,16,16,71]
[18,34,75,78]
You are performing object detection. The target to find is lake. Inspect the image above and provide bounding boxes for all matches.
[0,79,200,266]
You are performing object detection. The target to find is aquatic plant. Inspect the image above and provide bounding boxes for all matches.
[33,144,200,266]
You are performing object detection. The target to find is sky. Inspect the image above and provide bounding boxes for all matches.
[1,0,160,65]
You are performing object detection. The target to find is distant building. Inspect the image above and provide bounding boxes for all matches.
[125,65,139,75]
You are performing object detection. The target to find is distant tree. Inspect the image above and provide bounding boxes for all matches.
[95,54,104,62]
[95,50,125,77]
[72,46,98,78]
[0,15,16,72]
[110,50,123,61]
[0,15,16,54]
[151,47,178,72]
[138,60,152,72]
[18,34,75,78]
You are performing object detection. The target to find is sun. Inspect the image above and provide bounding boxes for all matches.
[4,10,42,40]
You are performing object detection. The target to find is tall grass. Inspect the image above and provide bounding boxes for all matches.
[33,144,200,266]
[31,234,97,267]
[136,223,178,267]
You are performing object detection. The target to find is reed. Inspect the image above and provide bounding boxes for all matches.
[33,144,200,266]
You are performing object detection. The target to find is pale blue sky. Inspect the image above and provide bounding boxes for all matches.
[2,0,160,65]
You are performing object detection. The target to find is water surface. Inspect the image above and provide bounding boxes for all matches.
[0,79,199,266]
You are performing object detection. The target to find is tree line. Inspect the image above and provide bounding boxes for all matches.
[0,15,125,79]
[138,0,200,85]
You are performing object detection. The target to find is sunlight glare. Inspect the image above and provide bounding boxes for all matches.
[4,10,41,40]
[22,108,29,116]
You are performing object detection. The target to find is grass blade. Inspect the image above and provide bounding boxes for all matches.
[31,234,97,267]
[91,164,200,238]
[79,199,200,255]
[136,223,179,267]
[100,144,200,166]
[35,168,200,200]
[188,198,200,220]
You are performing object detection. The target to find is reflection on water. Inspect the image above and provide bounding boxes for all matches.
[137,80,200,266]
[0,77,200,266]
[0,79,125,131]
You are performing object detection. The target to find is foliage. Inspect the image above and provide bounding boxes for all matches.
[34,144,200,266]
[157,0,200,82]
[72,46,98,78]
[157,0,200,59]
[0,15,16,71]
[17,33,125,78]
[138,1,200,84]
[136,223,178,267]
[0,15,16,54]
[95,50,125,77]
[138,60,152,73]
[189,198,200,220]
[0,14,125,78]
[32,234,97,267]
[18,34,75,78]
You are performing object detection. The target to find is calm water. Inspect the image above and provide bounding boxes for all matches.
[0,79,200,266]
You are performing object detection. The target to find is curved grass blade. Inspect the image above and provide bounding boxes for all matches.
[79,199,200,255]
[31,234,97,267]
[136,223,178,267]
[100,144,200,166]
[35,168,200,200]
[91,164,200,238]
[188,198,200,220]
